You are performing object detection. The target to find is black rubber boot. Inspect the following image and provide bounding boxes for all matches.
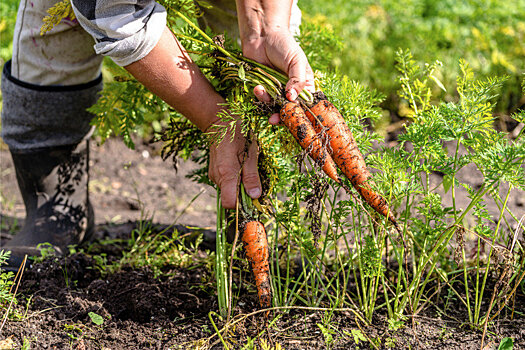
[2,141,94,270]
[0,60,102,271]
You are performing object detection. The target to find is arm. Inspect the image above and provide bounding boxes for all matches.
[124,27,223,132]
[70,0,261,208]
[124,28,262,208]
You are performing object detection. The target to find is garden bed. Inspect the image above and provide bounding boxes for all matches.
[1,138,523,349]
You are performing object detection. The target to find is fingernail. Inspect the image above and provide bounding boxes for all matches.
[247,187,261,198]
[287,88,298,101]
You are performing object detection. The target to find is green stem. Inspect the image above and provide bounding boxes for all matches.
[216,191,229,318]
[174,10,239,63]
[475,184,512,325]
[398,183,492,314]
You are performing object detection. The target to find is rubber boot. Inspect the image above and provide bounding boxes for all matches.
[1,61,102,271]
[2,141,94,269]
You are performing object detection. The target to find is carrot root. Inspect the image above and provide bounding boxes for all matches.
[242,220,271,308]
[305,97,397,225]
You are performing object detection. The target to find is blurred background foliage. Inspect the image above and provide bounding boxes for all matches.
[0,0,17,66]
[1,0,523,125]
[299,0,525,116]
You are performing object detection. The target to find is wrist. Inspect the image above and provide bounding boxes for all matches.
[200,104,228,134]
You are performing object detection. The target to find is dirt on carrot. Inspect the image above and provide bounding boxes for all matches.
[280,101,341,183]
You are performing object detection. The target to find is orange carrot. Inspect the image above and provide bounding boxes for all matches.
[280,101,340,183]
[242,220,271,308]
[305,96,397,226]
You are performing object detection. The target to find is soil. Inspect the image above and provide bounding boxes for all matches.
[1,137,524,349]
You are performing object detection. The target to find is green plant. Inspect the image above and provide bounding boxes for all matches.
[346,328,367,346]
[0,250,25,329]
[0,0,18,65]
[498,337,514,350]
[317,322,336,349]
[83,1,524,343]
[21,337,31,350]
[0,250,15,308]
[87,311,104,326]
[299,0,525,114]
[29,243,57,264]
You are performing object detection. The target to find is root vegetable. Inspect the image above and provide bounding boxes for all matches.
[305,96,397,226]
[242,220,271,308]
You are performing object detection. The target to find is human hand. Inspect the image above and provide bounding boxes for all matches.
[242,29,315,124]
[207,118,261,209]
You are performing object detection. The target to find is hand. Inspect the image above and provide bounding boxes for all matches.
[208,119,261,209]
[242,29,315,124]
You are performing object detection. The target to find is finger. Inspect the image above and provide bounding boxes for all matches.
[268,113,281,125]
[305,63,315,93]
[216,163,241,209]
[242,140,262,199]
[285,52,308,101]
[253,85,272,103]
[209,141,242,209]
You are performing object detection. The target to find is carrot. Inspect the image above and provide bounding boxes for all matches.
[304,95,397,226]
[242,220,271,308]
[280,101,340,183]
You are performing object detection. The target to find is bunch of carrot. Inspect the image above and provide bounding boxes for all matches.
[280,93,398,228]
[170,11,397,310]
[241,95,398,310]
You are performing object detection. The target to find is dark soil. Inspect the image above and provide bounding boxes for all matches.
[1,137,524,349]
[1,236,524,349]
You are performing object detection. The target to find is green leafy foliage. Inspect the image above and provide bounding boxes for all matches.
[300,0,525,113]
[87,311,104,325]
[0,0,18,65]
[0,250,15,308]
[498,337,514,350]
[87,65,172,149]
[92,221,210,278]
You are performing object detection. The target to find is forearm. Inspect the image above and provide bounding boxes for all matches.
[124,27,224,132]
[235,0,293,45]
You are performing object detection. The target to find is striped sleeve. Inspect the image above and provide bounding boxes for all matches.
[70,0,167,66]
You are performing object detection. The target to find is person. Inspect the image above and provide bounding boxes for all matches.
[0,0,314,269]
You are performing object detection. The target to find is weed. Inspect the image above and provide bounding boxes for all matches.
[87,312,104,326]
[29,243,57,264]
[21,337,31,350]
[0,250,24,324]
[346,329,367,346]
[317,322,335,349]
[0,250,15,308]
[387,317,405,332]
[498,337,514,350]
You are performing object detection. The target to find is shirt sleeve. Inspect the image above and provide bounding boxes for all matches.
[70,0,167,66]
